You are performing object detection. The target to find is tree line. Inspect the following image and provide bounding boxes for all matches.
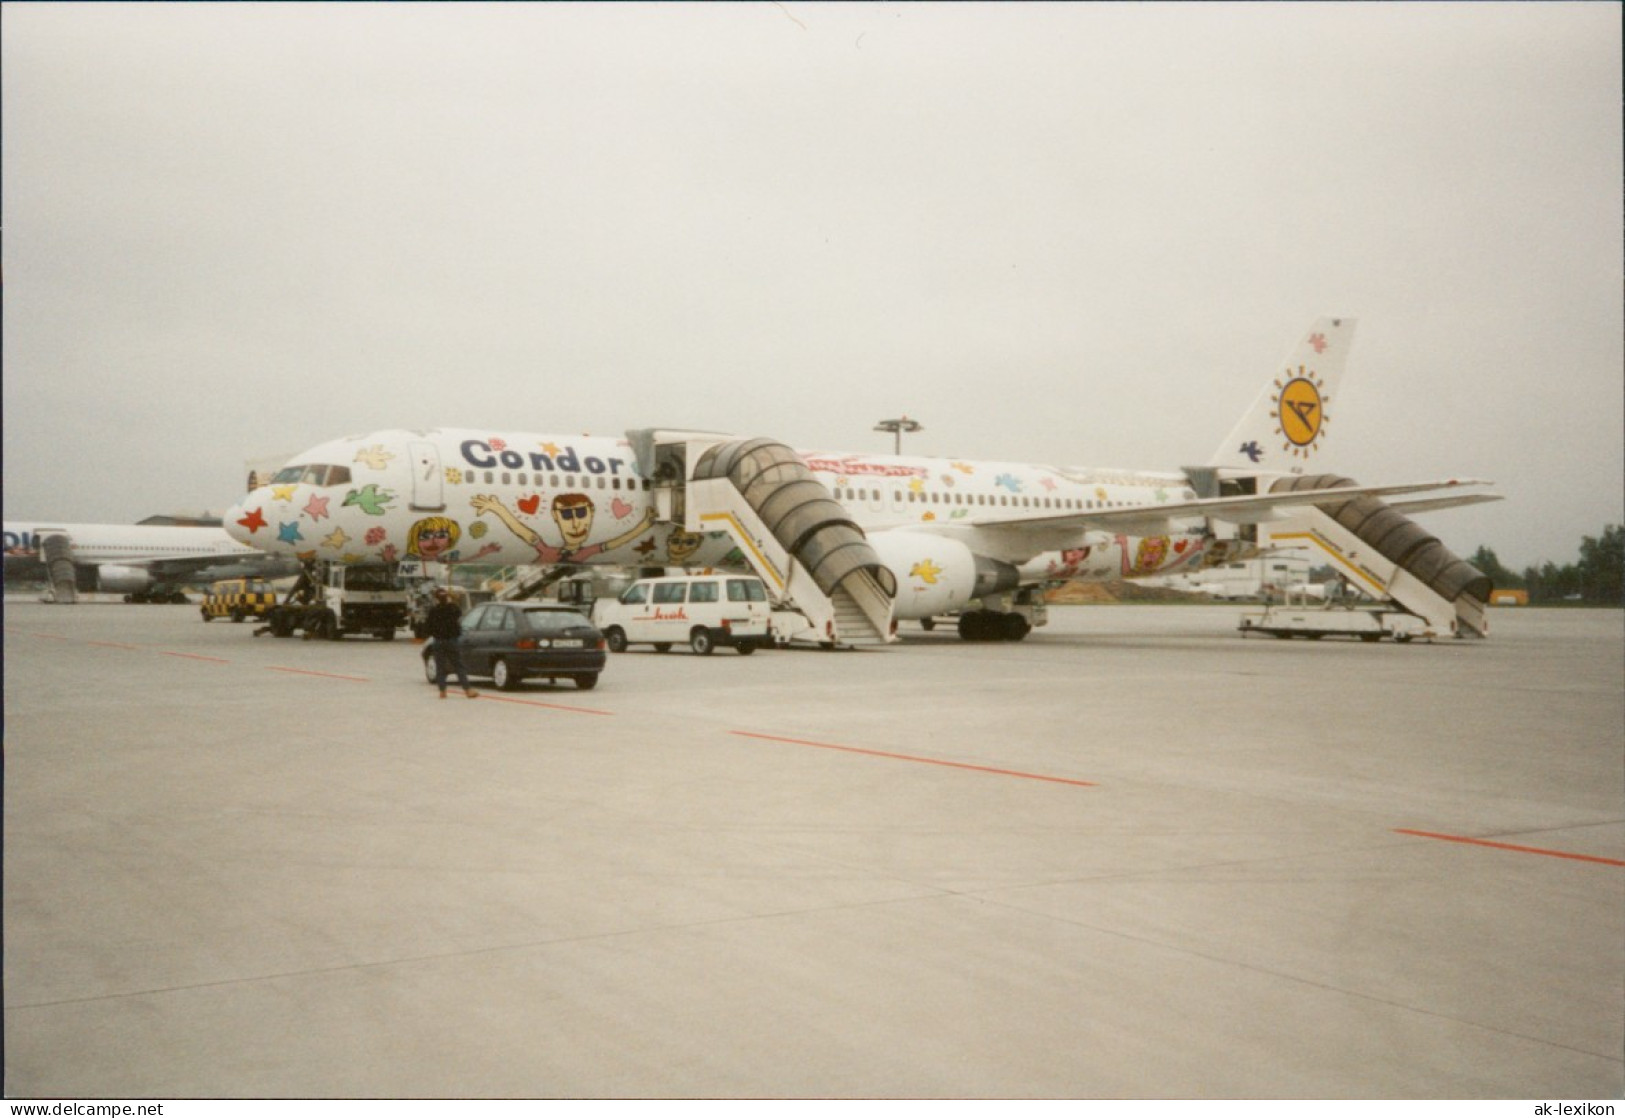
[1470,524,1623,605]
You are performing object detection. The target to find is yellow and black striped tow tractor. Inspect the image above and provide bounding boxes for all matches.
[200,578,278,622]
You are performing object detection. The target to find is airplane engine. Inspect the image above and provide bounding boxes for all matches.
[94,565,153,594]
[868,532,1020,620]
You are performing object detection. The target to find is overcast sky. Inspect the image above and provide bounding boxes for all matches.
[4,2,1620,571]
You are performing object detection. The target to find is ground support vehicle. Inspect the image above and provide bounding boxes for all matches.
[591,574,776,655]
[421,602,606,690]
[199,577,278,623]
[768,606,820,647]
[257,561,411,640]
[1237,600,1430,642]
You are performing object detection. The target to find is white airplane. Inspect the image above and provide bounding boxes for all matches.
[3,521,302,603]
[222,318,1502,641]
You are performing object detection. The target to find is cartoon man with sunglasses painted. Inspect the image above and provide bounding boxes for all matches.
[471,492,655,563]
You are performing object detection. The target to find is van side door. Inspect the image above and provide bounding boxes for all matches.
[649,580,689,642]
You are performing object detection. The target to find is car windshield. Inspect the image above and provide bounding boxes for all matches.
[522,609,590,634]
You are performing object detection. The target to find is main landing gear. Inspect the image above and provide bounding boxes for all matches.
[956,609,1032,642]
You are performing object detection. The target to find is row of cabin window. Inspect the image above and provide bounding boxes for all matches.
[452,472,652,492]
[85,547,227,554]
[833,487,1131,510]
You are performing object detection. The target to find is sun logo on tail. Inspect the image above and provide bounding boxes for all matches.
[1271,365,1331,458]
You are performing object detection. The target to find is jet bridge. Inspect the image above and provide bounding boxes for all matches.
[628,430,897,646]
[1263,474,1491,638]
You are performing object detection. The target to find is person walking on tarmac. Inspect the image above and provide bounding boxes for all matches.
[426,587,476,699]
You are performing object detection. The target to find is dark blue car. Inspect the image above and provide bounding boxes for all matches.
[423,602,607,691]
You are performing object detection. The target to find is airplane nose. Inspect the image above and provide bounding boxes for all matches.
[224,493,271,548]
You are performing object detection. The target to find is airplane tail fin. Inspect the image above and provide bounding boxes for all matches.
[1209,317,1356,474]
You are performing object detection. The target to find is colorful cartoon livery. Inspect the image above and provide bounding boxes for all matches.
[226,320,1500,643]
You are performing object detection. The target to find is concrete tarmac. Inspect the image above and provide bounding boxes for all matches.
[4,599,1621,1099]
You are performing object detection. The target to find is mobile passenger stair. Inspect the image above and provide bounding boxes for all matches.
[1253,474,1492,641]
[628,430,897,647]
[40,532,78,604]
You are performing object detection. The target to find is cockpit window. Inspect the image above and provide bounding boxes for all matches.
[267,464,352,487]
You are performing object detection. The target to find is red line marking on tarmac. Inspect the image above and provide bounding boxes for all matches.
[28,632,71,641]
[730,731,1097,787]
[1394,829,1625,867]
[474,693,613,716]
[266,666,372,683]
[87,641,143,650]
[160,651,232,663]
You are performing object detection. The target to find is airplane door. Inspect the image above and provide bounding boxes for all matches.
[408,441,445,511]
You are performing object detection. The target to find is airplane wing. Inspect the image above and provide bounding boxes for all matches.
[952,478,1497,539]
[93,553,301,584]
[133,556,242,577]
[1381,493,1504,515]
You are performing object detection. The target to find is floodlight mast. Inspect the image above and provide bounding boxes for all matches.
[874,416,923,455]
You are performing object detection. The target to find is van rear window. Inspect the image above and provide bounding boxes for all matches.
[728,580,766,602]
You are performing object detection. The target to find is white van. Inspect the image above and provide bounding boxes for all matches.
[591,574,774,655]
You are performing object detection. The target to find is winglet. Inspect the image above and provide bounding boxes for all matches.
[1209,318,1356,473]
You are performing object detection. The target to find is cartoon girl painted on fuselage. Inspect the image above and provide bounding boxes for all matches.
[406,516,461,562]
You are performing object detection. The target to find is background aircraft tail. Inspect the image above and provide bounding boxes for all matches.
[1209,317,1356,475]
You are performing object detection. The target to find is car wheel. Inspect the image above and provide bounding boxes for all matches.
[736,642,756,655]
[492,657,521,691]
[423,652,438,685]
[690,628,714,656]
[574,673,599,690]
[605,627,628,653]
[230,608,245,623]
[201,610,213,622]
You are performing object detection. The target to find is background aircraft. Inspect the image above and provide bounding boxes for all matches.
[4,520,302,603]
